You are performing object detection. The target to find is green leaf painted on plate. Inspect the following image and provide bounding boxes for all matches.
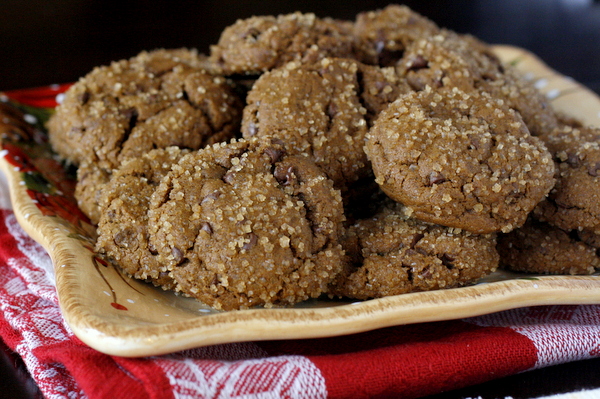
[20,171,55,194]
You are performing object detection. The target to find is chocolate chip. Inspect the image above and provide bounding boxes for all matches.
[407,75,426,91]
[201,191,221,205]
[222,171,235,184]
[406,55,428,71]
[264,147,285,164]
[327,102,339,119]
[171,247,184,263]
[428,171,446,186]
[114,230,131,248]
[243,27,261,41]
[148,242,158,256]
[419,267,432,279]
[440,254,455,269]
[410,233,424,249]
[566,152,581,168]
[78,91,90,105]
[242,232,258,251]
[274,165,297,186]
[588,162,600,177]
[200,222,213,234]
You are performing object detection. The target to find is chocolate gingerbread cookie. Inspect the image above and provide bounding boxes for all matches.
[365,86,555,234]
[242,57,408,190]
[47,48,243,221]
[353,4,441,66]
[209,12,357,75]
[74,162,111,224]
[393,30,559,138]
[48,48,241,168]
[95,147,188,289]
[479,67,559,138]
[146,138,345,310]
[330,200,499,300]
[533,124,600,232]
[497,218,599,275]
[395,30,505,92]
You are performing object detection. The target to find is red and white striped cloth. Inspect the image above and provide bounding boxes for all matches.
[2,170,600,399]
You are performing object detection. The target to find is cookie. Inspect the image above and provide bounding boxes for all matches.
[209,12,357,75]
[74,162,111,224]
[365,86,555,234]
[393,30,559,137]
[146,138,345,310]
[47,48,243,221]
[395,30,505,92]
[241,57,408,190]
[497,218,599,275]
[330,200,499,300]
[48,48,242,169]
[354,4,441,66]
[533,124,600,232]
[479,67,559,137]
[95,147,188,289]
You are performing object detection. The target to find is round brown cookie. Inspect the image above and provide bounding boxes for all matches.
[395,30,505,92]
[365,86,555,234]
[241,58,407,190]
[74,162,111,225]
[147,138,345,310]
[353,4,441,66]
[209,12,357,75]
[47,48,242,171]
[95,147,188,289]
[533,125,600,232]
[330,200,499,300]
[478,67,559,137]
[497,217,599,275]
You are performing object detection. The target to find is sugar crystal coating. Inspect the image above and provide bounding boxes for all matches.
[147,138,345,310]
[497,217,599,275]
[533,125,600,232]
[353,4,440,66]
[242,57,408,191]
[330,200,499,299]
[210,12,357,75]
[366,86,556,233]
[47,48,243,222]
[95,147,188,288]
[39,4,600,306]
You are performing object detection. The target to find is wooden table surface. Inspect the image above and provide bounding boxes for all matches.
[1,1,600,398]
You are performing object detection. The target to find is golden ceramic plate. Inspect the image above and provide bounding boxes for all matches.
[2,45,600,357]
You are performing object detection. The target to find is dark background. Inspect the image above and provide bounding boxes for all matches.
[1,0,600,94]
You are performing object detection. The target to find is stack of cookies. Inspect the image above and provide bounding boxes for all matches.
[46,5,600,310]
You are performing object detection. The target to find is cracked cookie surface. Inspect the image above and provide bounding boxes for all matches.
[242,57,408,190]
[95,147,188,289]
[353,4,440,66]
[330,200,499,300]
[47,48,243,222]
[209,12,357,75]
[365,86,555,234]
[147,138,345,310]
